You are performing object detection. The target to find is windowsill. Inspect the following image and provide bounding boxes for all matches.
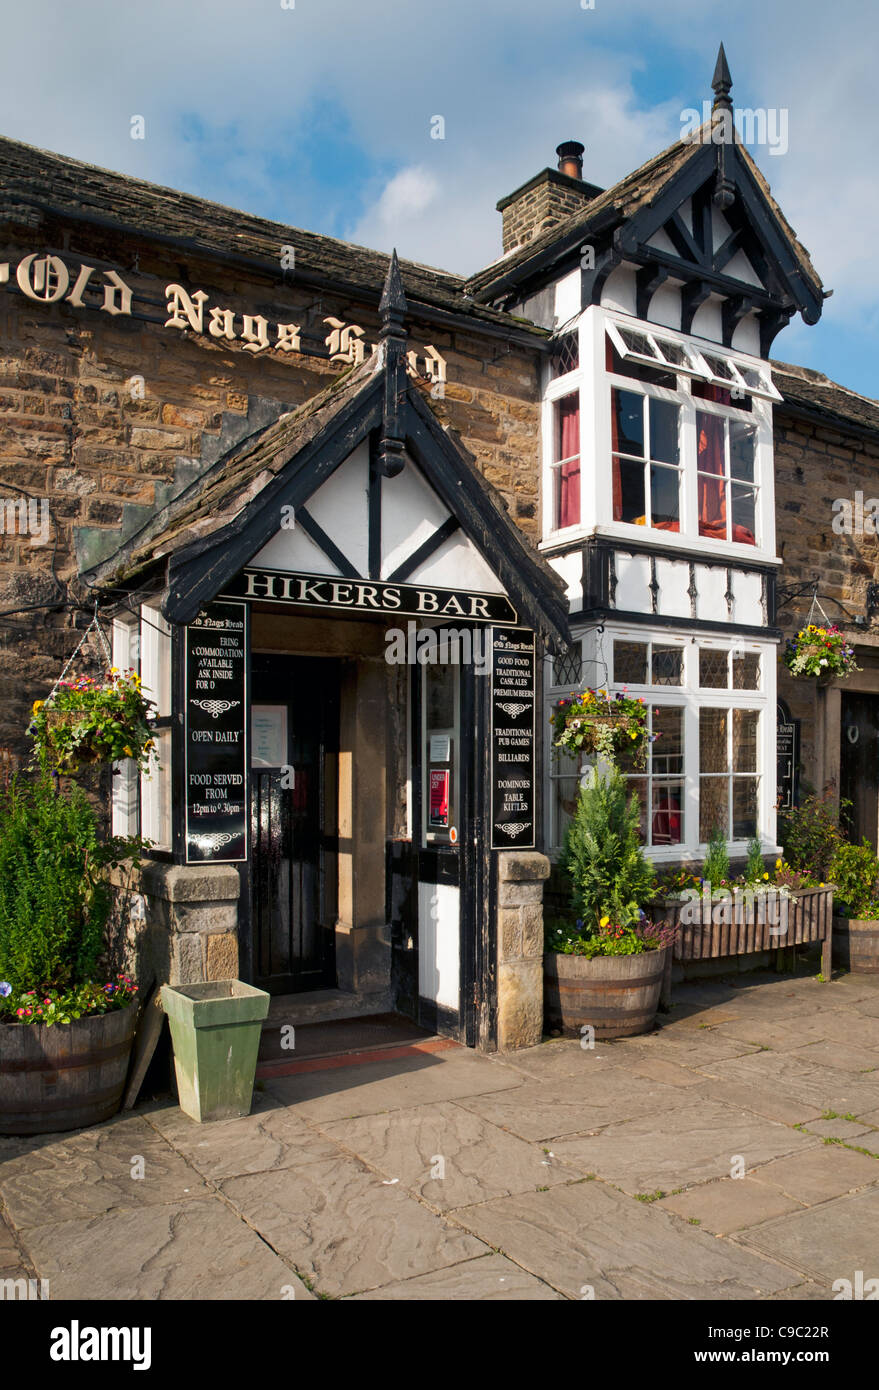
[539,523,782,567]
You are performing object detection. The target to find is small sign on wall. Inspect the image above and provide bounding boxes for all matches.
[429,769,450,827]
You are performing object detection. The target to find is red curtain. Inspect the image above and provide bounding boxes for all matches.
[611,389,623,521]
[557,395,580,528]
[697,411,726,538]
[652,786,682,844]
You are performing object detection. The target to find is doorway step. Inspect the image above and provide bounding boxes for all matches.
[256,1010,446,1079]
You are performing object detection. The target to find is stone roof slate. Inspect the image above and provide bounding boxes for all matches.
[773,360,879,441]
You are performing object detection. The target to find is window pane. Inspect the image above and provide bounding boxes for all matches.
[612,389,644,457]
[626,777,648,843]
[700,708,729,772]
[652,646,682,686]
[731,483,756,545]
[555,458,580,529]
[550,331,579,379]
[606,335,677,389]
[650,463,680,530]
[693,380,752,411]
[733,778,758,839]
[733,709,759,773]
[654,337,687,368]
[613,457,645,524]
[699,649,729,689]
[619,327,655,357]
[703,352,736,382]
[732,652,760,690]
[697,412,727,538]
[652,780,684,846]
[554,393,580,461]
[653,706,684,776]
[700,776,729,841]
[553,644,582,687]
[614,640,648,685]
[730,421,756,481]
[649,398,680,465]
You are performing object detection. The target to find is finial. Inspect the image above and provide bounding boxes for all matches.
[379,249,407,339]
[712,42,733,112]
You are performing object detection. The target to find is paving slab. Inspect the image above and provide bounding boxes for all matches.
[736,1187,879,1287]
[551,1099,817,1194]
[0,1216,20,1263]
[627,1057,707,1087]
[21,1198,315,1300]
[788,1040,879,1074]
[761,1282,833,1300]
[0,1115,208,1229]
[455,1070,695,1144]
[748,1145,879,1205]
[658,1178,805,1233]
[697,1050,879,1116]
[687,1078,824,1127]
[143,1096,343,1180]
[802,1117,876,1141]
[708,1017,833,1052]
[318,1100,572,1210]
[449,1180,803,1299]
[852,1107,879,1128]
[349,1252,563,1300]
[262,1049,522,1122]
[492,1038,635,1082]
[624,1029,762,1067]
[220,1154,487,1297]
[811,1012,879,1051]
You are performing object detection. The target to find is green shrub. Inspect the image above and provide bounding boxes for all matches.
[0,776,140,993]
[745,837,765,883]
[829,841,879,918]
[779,794,844,879]
[561,766,655,929]
[702,826,730,887]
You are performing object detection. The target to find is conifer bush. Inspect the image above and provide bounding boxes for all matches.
[561,765,655,930]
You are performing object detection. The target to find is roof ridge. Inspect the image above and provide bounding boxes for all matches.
[772,358,879,408]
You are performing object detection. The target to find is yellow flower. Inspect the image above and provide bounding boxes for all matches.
[32,699,44,713]
[123,745,134,757]
[775,858,782,869]
[599,915,610,928]
[763,873,769,880]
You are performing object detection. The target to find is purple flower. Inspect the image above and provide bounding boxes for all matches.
[0,982,11,997]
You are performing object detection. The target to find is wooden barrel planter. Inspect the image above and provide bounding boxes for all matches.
[543,946,669,1039]
[833,917,879,973]
[0,1002,138,1135]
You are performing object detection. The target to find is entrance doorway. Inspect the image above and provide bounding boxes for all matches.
[249,654,340,993]
[840,692,879,852]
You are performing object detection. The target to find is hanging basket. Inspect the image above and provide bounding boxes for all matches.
[782,625,860,682]
[551,690,651,771]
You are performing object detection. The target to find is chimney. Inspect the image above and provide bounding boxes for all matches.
[497,140,603,256]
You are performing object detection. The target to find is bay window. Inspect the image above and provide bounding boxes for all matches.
[546,626,775,859]
[552,392,580,530]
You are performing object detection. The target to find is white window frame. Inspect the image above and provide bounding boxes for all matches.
[111,616,140,839]
[543,622,778,861]
[139,603,173,852]
[541,305,779,561]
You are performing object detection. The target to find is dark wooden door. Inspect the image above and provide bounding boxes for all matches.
[840,693,879,851]
[250,655,339,994]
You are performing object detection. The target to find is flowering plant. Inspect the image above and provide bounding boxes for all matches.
[550,688,653,769]
[783,624,859,680]
[0,976,138,1026]
[546,910,675,958]
[28,668,157,774]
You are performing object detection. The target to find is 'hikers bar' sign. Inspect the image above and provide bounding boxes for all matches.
[221,568,518,623]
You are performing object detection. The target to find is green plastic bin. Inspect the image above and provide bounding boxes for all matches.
[162,979,270,1123]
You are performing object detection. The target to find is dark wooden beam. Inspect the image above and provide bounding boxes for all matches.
[713,227,744,274]
[721,294,752,348]
[681,281,712,334]
[759,307,795,358]
[636,263,670,320]
[387,515,460,582]
[665,211,705,266]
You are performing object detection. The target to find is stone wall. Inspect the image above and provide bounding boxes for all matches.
[0,222,543,766]
[500,170,593,254]
[775,408,879,796]
[496,850,550,1049]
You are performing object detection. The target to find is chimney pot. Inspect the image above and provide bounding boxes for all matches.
[556,140,585,180]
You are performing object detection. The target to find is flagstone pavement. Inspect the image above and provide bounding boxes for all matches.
[3,968,879,1301]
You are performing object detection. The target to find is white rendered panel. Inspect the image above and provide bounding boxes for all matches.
[695,564,729,621]
[656,558,692,618]
[418,881,460,1009]
[380,458,453,579]
[406,531,506,592]
[614,552,651,612]
[250,522,343,575]
[554,270,580,326]
[548,552,583,608]
[732,571,763,626]
[301,441,370,576]
[600,264,637,315]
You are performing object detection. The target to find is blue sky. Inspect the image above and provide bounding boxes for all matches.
[1,0,876,396]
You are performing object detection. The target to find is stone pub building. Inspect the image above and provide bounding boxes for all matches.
[2,49,878,1053]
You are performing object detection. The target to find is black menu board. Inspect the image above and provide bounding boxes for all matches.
[184,601,248,863]
[776,699,800,813]
[490,627,536,849]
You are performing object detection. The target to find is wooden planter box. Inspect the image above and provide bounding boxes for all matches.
[650,885,834,1004]
[543,946,669,1040]
[833,916,879,973]
[0,1001,139,1135]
